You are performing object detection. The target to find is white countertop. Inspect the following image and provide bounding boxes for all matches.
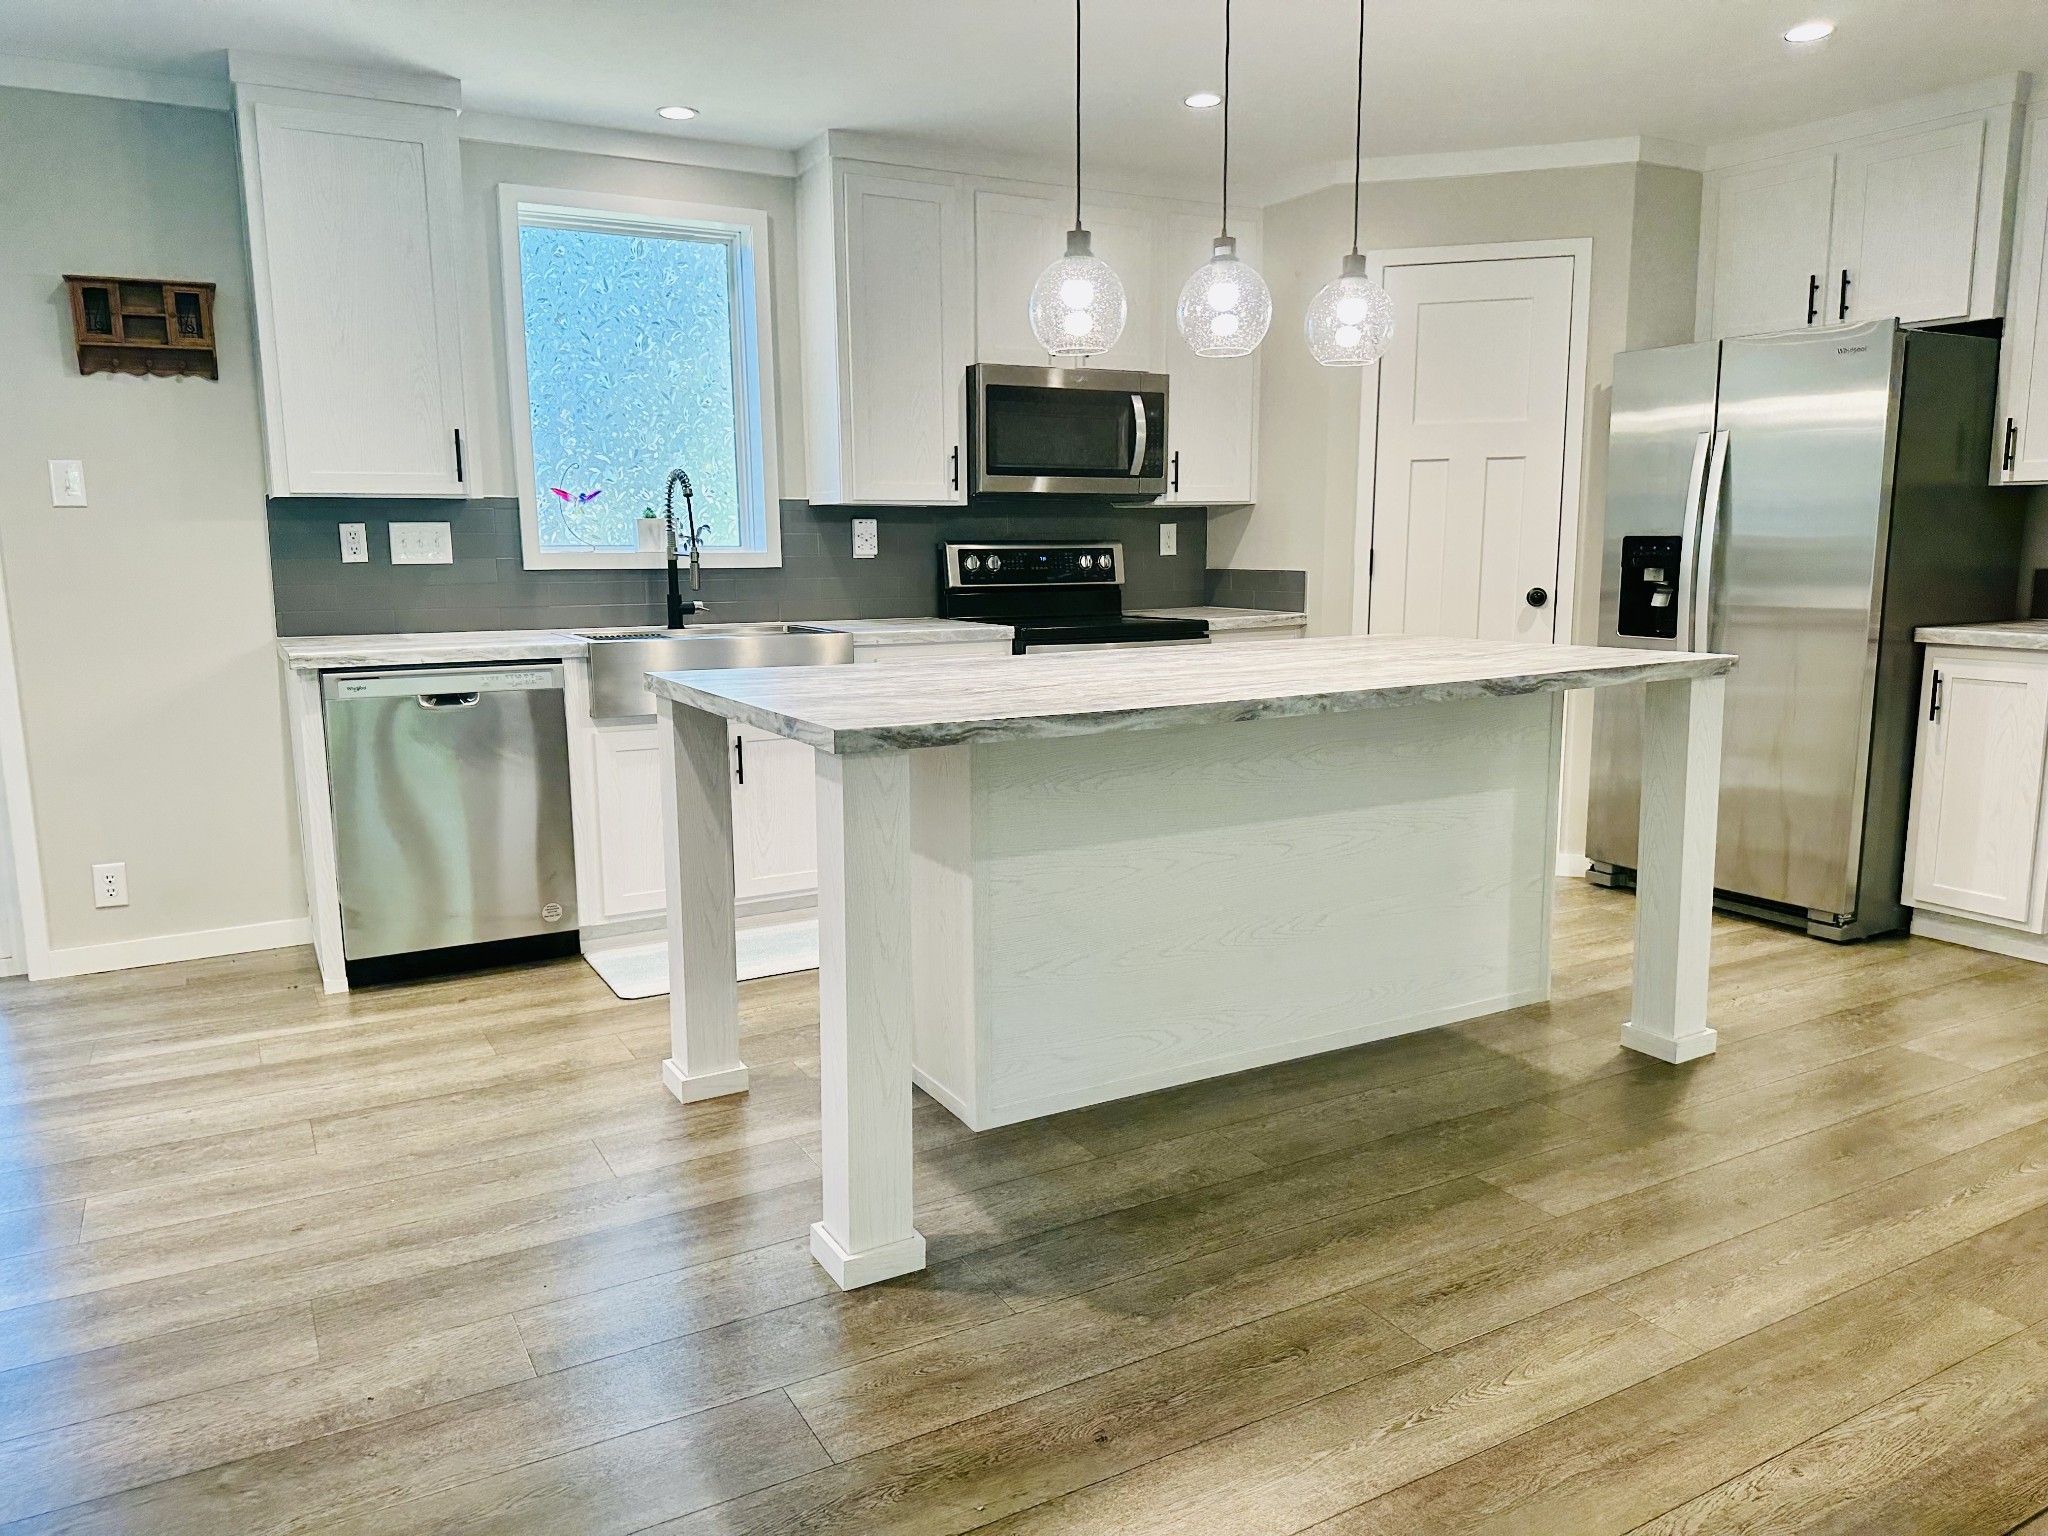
[650,634,1735,755]
[1135,606,1308,631]
[277,617,1014,671]
[1917,620,2048,652]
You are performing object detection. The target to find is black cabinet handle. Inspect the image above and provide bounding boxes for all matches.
[452,428,464,483]
[2005,418,2019,473]
[734,736,745,785]
[1171,450,1181,495]
[1930,670,1944,722]
[951,445,960,493]
[1838,269,1852,322]
[1806,274,1820,325]
[1526,587,1549,608]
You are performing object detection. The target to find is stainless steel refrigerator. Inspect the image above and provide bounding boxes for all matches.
[1587,319,2023,940]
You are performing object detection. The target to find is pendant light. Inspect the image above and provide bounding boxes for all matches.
[1029,0,1126,358]
[1175,0,1271,357]
[1305,0,1395,366]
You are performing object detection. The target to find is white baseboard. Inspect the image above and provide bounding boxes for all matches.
[1555,852,1592,878]
[1909,908,2048,965]
[35,916,314,980]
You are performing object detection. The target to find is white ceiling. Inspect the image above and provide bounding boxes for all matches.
[5,0,2046,198]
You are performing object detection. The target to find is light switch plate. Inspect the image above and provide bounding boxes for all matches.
[1159,521,1178,557]
[852,518,879,559]
[339,523,370,563]
[49,460,87,507]
[390,522,454,565]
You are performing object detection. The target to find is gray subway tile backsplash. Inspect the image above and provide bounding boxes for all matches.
[1205,567,1308,614]
[267,496,1220,635]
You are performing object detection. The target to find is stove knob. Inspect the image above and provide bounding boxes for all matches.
[963,555,981,573]
[986,554,1003,573]
[1077,554,1093,571]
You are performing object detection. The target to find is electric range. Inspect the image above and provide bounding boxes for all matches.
[938,542,1210,654]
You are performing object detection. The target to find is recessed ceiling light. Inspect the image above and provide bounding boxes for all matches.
[656,105,699,121]
[1783,20,1834,42]
[1183,91,1223,110]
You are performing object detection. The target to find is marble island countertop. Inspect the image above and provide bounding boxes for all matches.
[277,617,1013,672]
[1133,606,1307,631]
[651,634,1735,755]
[1916,620,2048,652]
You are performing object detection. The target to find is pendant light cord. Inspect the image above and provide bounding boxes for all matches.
[1350,0,1365,256]
[1073,0,1084,231]
[1220,0,1232,238]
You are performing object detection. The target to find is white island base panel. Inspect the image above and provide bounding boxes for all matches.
[911,694,1564,1129]
[654,638,1731,1290]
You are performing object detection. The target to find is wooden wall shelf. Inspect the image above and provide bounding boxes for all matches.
[64,275,218,379]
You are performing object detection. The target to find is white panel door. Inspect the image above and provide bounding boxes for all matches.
[732,727,820,903]
[1908,655,2048,923]
[1997,113,2048,485]
[244,98,468,496]
[841,171,971,503]
[1366,254,1576,642]
[1157,211,1258,505]
[1832,120,1987,327]
[974,190,1067,365]
[1706,155,1837,339]
[590,724,667,920]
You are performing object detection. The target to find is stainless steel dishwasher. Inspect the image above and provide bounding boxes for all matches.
[323,664,577,985]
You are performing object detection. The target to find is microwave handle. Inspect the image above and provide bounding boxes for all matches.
[1129,395,1149,477]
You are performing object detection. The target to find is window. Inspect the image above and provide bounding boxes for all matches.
[500,187,780,569]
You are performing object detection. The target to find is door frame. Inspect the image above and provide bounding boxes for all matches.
[1349,238,1594,644]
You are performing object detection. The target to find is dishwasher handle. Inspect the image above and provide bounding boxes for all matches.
[418,692,481,709]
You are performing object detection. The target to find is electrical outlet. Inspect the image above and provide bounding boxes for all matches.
[389,522,454,565]
[48,460,87,507]
[339,523,370,563]
[852,518,879,559]
[93,862,128,909]
[1159,521,1179,557]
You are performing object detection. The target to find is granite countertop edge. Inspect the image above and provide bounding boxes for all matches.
[1134,606,1309,631]
[1916,621,2048,652]
[650,649,1736,756]
[277,618,1015,671]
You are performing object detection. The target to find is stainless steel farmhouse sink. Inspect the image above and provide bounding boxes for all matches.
[578,624,855,719]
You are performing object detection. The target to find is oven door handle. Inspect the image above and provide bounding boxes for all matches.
[1129,394,1149,478]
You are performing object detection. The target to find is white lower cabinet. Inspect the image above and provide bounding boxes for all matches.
[589,723,669,921]
[1905,647,2048,934]
[731,727,820,904]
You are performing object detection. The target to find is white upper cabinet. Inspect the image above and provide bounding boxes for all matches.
[1705,155,1837,339]
[1699,80,2024,341]
[799,162,973,505]
[231,59,470,497]
[1996,108,2048,484]
[801,141,1262,506]
[1156,211,1259,505]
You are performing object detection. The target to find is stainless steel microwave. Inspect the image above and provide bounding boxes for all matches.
[966,364,1168,497]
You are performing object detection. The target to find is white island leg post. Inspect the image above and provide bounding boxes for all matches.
[659,699,749,1103]
[810,747,926,1289]
[1623,674,1725,1063]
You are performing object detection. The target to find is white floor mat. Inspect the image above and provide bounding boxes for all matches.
[584,918,819,1000]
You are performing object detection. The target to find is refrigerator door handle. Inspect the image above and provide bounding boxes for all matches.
[1690,429,1731,650]
[1673,430,1714,650]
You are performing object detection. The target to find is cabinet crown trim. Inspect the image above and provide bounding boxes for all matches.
[1704,71,2029,171]
[227,50,462,112]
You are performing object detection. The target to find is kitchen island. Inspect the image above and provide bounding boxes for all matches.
[650,635,1735,1289]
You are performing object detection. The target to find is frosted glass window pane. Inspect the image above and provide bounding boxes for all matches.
[519,223,744,552]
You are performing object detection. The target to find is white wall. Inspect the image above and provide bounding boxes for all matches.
[454,138,809,503]
[0,86,304,965]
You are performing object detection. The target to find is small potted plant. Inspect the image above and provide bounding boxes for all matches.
[637,507,667,554]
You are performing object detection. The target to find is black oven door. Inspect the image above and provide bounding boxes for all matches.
[969,364,1167,496]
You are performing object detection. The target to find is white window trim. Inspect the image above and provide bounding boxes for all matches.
[497,183,782,570]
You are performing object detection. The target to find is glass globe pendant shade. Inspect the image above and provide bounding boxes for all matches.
[1305,252,1396,366]
[1176,235,1272,357]
[1029,228,1127,358]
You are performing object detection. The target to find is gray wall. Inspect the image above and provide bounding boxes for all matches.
[269,497,1215,634]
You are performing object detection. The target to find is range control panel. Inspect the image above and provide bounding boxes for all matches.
[943,543,1124,589]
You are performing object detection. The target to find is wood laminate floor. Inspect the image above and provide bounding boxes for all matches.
[1,883,2046,1532]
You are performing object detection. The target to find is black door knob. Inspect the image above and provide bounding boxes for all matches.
[1526,587,1550,608]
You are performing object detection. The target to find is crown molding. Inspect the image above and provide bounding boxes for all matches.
[226,50,461,110]
[1256,134,1704,210]
[1702,72,2031,170]
[460,112,797,178]
[0,51,228,111]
